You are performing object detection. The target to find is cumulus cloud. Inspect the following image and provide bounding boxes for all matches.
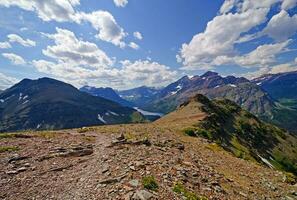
[120,60,177,86]
[262,10,297,41]
[7,34,36,47]
[220,0,238,14]
[179,8,268,68]
[179,0,297,72]
[0,1,128,47]
[32,28,176,88]
[0,41,11,49]
[213,40,291,67]
[281,0,297,10]
[0,72,18,90]
[0,0,80,22]
[43,28,113,69]
[243,62,297,79]
[113,0,128,7]
[133,32,143,40]
[2,53,26,65]
[128,42,139,50]
[77,11,127,47]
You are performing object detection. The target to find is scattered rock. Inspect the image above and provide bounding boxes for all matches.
[176,143,185,151]
[98,173,127,185]
[50,164,73,172]
[131,190,154,200]
[8,155,30,163]
[128,179,139,187]
[6,170,18,175]
[17,167,28,173]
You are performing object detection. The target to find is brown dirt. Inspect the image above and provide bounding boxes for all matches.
[0,124,296,200]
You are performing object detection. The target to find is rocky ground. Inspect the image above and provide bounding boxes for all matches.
[0,123,296,200]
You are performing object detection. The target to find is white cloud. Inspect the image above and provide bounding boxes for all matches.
[0,72,18,90]
[179,0,297,72]
[281,0,297,10]
[269,63,297,74]
[179,8,269,68]
[0,0,80,22]
[2,53,26,65]
[43,28,113,69]
[213,40,291,67]
[243,62,297,79]
[113,0,128,7]
[0,1,128,47]
[0,41,11,49]
[7,34,36,47]
[262,10,297,41]
[120,60,177,86]
[32,58,177,89]
[128,42,139,50]
[133,31,143,40]
[32,28,176,89]
[220,0,237,14]
[78,11,127,47]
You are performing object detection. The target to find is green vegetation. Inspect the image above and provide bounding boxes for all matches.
[283,172,297,185]
[173,182,208,200]
[183,127,212,139]
[36,131,58,139]
[0,133,19,139]
[130,111,145,123]
[0,146,19,153]
[77,127,96,133]
[142,176,159,191]
[180,94,297,176]
[0,132,31,139]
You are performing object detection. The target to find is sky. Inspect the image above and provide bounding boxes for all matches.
[0,0,297,90]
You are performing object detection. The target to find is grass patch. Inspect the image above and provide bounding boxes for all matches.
[0,146,20,153]
[142,175,158,191]
[36,131,57,139]
[0,133,18,139]
[206,143,223,152]
[0,133,31,139]
[77,127,96,133]
[283,172,297,185]
[183,127,213,139]
[131,111,145,123]
[173,182,208,200]
[81,136,96,143]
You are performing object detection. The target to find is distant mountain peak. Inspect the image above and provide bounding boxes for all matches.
[201,71,219,78]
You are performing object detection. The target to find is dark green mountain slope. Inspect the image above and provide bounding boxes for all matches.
[0,78,144,132]
[158,94,297,175]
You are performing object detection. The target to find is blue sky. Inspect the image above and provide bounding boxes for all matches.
[0,0,297,90]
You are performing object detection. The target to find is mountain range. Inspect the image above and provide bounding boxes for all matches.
[114,71,297,133]
[80,86,133,107]
[0,71,296,134]
[0,78,144,132]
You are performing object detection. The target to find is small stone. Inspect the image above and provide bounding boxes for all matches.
[17,167,28,172]
[130,165,136,171]
[176,143,185,151]
[128,179,139,187]
[239,192,248,197]
[131,190,154,200]
[6,170,18,175]
[117,133,125,140]
[101,166,109,174]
